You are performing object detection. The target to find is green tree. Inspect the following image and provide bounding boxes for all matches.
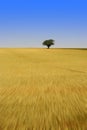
[42,39,54,49]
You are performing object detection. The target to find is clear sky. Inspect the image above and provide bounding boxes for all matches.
[0,0,87,48]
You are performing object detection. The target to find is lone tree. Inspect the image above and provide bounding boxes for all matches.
[42,39,54,49]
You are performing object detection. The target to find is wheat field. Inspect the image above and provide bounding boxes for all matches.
[0,48,87,130]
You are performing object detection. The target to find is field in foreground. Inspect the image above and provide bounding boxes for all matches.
[0,48,87,130]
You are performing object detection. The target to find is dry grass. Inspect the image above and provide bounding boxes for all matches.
[0,48,87,130]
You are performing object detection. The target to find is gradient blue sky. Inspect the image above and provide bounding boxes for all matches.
[0,0,87,48]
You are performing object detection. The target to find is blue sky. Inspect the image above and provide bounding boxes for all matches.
[0,0,87,48]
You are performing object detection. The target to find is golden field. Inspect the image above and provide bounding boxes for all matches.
[0,48,87,130]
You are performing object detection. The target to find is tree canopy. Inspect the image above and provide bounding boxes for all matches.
[42,39,54,49]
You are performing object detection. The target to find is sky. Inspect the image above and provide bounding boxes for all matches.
[0,0,87,48]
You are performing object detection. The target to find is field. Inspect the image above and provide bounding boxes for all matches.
[0,48,87,130]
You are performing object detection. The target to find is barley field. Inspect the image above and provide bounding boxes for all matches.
[0,48,87,130]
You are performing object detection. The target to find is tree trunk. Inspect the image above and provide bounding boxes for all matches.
[47,45,50,49]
